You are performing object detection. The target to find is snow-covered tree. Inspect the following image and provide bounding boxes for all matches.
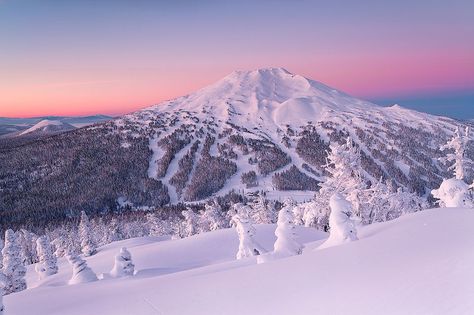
[2,230,26,294]
[107,217,125,243]
[365,177,392,223]
[79,211,97,256]
[440,127,471,180]
[51,233,74,258]
[273,200,303,257]
[292,203,306,226]
[231,214,265,259]
[306,137,370,229]
[319,193,358,249]
[91,218,108,247]
[18,229,38,265]
[35,236,58,280]
[67,253,98,285]
[433,127,474,208]
[251,194,276,224]
[199,202,225,232]
[146,212,164,236]
[110,247,135,278]
[181,208,199,238]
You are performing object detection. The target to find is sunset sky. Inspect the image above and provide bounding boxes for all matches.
[1,0,473,118]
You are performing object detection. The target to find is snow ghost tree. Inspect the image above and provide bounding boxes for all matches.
[110,247,135,278]
[2,229,27,294]
[35,236,58,280]
[273,200,303,257]
[319,193,358,249]
[181,208,199,238]
[79,211,97,256]
[432,127,474,208]
[231,214,265,259]
[67,253,98,285]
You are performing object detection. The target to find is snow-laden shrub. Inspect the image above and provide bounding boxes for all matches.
[67,254,98,285]
[110,247,135,278]
[432,178,474,208]
[199,202,226,232]
[35,236,58,280]
[319,193,358,249]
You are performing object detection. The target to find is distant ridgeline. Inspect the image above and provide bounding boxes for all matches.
[1,68,473,228]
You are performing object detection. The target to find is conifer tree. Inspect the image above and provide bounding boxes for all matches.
[181,208,199,237]
[35,236,58,280]
[79,211,97,256]
[2,230,27,294]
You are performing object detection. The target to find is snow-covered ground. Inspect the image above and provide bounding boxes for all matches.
[5,208,474,315]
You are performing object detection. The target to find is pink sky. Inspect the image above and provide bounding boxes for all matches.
[1,0,473,117]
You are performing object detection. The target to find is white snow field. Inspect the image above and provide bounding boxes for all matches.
[5,208,474,315]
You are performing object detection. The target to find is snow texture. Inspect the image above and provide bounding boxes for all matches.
[4,210,474,314]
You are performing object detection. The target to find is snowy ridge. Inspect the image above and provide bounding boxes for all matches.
[5,208,474,314]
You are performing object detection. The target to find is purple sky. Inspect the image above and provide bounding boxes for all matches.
[0,0,473,118]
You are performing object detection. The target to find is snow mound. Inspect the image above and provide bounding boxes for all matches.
[5,209,474,315]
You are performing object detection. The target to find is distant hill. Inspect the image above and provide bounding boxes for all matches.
[0,114,112,136]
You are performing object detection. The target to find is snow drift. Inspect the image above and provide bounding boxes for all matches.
[4,208,474,315]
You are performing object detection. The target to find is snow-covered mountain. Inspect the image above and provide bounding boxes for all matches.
[118,67,469,202]
[0,68,472,223]
[5,207,473,315]
[18,119,76,136]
